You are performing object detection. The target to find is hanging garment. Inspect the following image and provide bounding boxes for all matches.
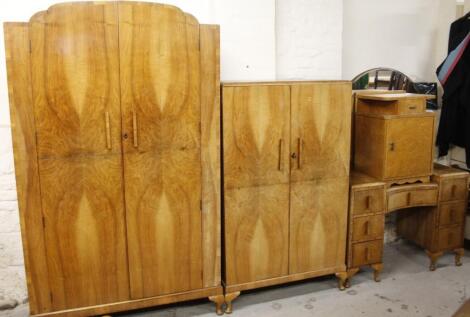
[436,12,470,166]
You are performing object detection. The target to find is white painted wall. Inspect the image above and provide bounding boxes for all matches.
[342,0,455,81]
[275,0,343,79]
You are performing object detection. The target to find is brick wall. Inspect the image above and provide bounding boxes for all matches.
[0,126,26,301]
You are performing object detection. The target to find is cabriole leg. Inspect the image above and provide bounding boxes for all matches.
[371,263,383,282]
[426,250,443,271]
[224,291,241,314]
[335,271,348,291]
[209,295,225,316]
[455,248,464,266]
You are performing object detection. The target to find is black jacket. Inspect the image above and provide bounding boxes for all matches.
[436,13,470,166]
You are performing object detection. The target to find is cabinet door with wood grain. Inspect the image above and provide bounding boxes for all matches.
[289,177,349,274]
[30,3,123,159]
[223,85,291,189]
[29,3,129,310]
[290,83,352,182]
[118,3,204,298]
[289,82,350,274]
[223,84,291,285]
[385,116,434,180]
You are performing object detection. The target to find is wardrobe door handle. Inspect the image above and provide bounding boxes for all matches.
[389,142,395,151]
[278,139,283,171]
[132,110,138,148]
[105,111,111,150]
[297,137,302,169]
[365,196,371,210]
[451,185,457,198]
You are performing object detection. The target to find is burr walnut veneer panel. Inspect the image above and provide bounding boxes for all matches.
[222,81,352,308]
[4,2,222,316]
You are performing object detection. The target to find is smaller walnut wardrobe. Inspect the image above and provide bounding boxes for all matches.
[4,2,222,316]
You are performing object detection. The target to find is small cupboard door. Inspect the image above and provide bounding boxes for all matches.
[290,83,352,182]
[118,3,203,298]
[223,85,291,189]
[223,85,290,284]
[29,3,129,310]
[384,116,434,180]
[289,178,349,274]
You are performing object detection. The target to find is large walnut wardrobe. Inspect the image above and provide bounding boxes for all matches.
[4,2,222,316]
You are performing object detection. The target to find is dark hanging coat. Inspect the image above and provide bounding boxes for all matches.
[436,13,470,166]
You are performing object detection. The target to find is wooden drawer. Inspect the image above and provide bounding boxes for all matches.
[387,184,438,212]
[440,178,468,202]
[437,226,463,250]
[356,95,426,115]
[439,202,466,227]
[352,215,384,241]
[352,188,384,215]
[352,240,383,267]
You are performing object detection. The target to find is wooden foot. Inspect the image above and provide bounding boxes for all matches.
[371,263,383,282]
[209,295,225,316]
[335,271,348,291]
[224,291,240,314]
[455,248,464,267]
[426,250,443,271]
[345,268,359,288]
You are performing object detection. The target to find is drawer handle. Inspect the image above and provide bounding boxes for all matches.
[278,139,283,171]
[365,247,370,262]
[408,106,417,110]
[406,192,411,205]
[389,142,395,151]
[451,185,457,198]
[364,221,370,236]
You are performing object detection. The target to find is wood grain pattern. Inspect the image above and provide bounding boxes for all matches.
[119,2,200,154]
[32,286,222,317]
[200,25,221,288]
[124,150,202,298]
[39,155,129,310]
[29,3,122,159]
[223,85,290,189]
[385,116,434,179]
[6,2,222,315]
[289,177,349,274]
[290,83,352,181]
[4,22,52,314]
[225,184,289,285]
[118,2,204,299]
[355,113,435,181]
[354,115,386,178]
[386,183,438,212]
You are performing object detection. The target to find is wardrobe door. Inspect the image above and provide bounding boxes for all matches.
[29,3,129,310]
[223,85,290,285]
[118,3,203,298]
[289,83,351,274]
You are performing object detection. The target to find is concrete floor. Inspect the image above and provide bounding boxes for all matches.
[1,240,469,317]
